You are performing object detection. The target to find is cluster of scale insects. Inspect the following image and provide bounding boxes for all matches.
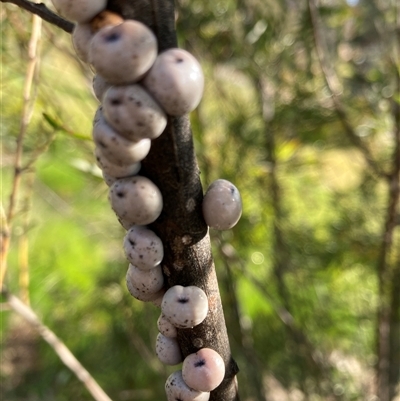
[50,0,243,398]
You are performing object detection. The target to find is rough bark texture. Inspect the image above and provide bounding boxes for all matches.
[106,0,240,399]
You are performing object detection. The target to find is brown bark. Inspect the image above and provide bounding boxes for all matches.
[106,1,240,399]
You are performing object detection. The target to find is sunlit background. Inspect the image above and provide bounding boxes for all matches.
[1,0,399,400]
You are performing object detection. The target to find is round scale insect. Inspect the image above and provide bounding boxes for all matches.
[182,348,225,392]
[93,109,151,166]
[72,11,124,63]
[109,176,163,227]
[157,313,178,338]
[202,179,242,230]
[165,370,210,401]
[126,263,164,296]
[51,0,107,23]
[123,225,164,270]
[95,147,141,178]
[126,266,165,303]
[155,333,183,366]
[161,285,209,329]
[89,20,157,85]
[102,84,167,141]
[142,48,204,116]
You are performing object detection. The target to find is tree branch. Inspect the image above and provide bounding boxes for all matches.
[105,1,239,399]
[376,48,400,401]
[1,0,74,33]
[5,292,113,401]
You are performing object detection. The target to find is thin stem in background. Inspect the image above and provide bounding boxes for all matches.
[308,1,400,400]
[217,240,267,401]
[1,13,41,291]
[18,173,35,305]
[5,293,114,401]
[1,0,74,33]
[376,1,400,396]
[307,0,388,180]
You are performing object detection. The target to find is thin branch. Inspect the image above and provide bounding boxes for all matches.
[18,173,35,305]
[0,204,10,289]
[6,292,113,401]
[254,72,340,397]
[218,242,267,401]
[376,29,400,401]
[1,0,74,33]
[1,13,41,291]
[307,0,388,179]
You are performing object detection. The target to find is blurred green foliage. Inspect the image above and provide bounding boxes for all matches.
[1,0,399,400]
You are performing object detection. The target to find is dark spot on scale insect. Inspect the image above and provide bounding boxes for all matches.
[230,186,235,194]
[139,254,143,259]
[111,98,122,106]
[178,297,189,304]
[105,32,120,42]
[116,191,125,198]
[136,100,142,107]
[176,57,184,63]
[194,358,206,368]
[129,240,136,247]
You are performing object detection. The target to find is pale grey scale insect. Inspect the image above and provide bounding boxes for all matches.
[161,285,208,329]
[155,333,182,365]
[182,348,225,392]
[126,266,164,302]
[95,147,141,178]
[142,48,204,116]
[89,20,157,84]
[126,263,164,295]
[109,176,163,227]
[157,313,178,338]
[93,108,151,165]
[51,0,107,23]
[202,179,242,230]
[165,370,210,401]
[102,84,167,141]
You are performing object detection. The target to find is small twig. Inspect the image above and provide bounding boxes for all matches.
[18,173,35,305]
[1,13,41,291]
[218,242,267,401]
[376,24,400,399]
[6,292,113,401]
[0,204,10,289]
[307,0,388,179]
[1,0,74,33]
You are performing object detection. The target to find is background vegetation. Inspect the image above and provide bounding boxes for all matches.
[1,0,399,400]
